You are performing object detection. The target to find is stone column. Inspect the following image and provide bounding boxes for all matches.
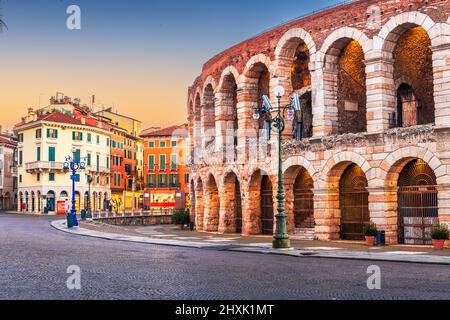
[432,43,450,127]
[313,189,340,241]
[194,188,204,231]
[365,55,396,133]
[218,181,237,234]
[368,186,397,244]
[237,81,258,165]
[312,66,338,137]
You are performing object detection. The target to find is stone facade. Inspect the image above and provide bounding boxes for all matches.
[187,0,450,245]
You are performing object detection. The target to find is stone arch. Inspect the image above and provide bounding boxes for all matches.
[376,12,437,54]
[219,170,243,234]
[275,28,316,140]
[202,76,217,96]
[244,169,264,235]
[319,28,371,135]
[283,156,317,181]
[201,83,216,151]
[376,13,437,128]
[283,163,316,236]
[217,67,240,163]
[241,54,272,161]
[193,92,202,158]
[319,27,371,64]
[381,152,443,245]
[275,27,317,61]
[218,66,240,90]
[319,151,371,189]
[204,174,220,232]
[189,179,196,222]
[380,147,444,187]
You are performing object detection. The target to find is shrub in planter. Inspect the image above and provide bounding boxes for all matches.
[364,222,378,246]
[431,224,449,250]
[172,210,190,229]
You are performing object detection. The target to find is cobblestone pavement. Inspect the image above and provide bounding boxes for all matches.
[1,213,450,300]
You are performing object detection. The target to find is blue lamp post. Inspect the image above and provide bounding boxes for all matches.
[63,154,86,229]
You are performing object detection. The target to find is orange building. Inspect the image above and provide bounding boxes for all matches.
[141,125,189,210]
[110,126,126,198]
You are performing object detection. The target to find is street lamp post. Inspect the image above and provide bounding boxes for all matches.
[86,174,93,219]
[253,86,300,249]
[64,154,86,229]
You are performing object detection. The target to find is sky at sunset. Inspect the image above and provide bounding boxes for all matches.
[0,0,340,131]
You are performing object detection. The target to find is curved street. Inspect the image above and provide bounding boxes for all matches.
[1,213,450,300]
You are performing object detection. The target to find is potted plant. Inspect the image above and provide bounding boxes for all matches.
[431,224,449,250]
[364,222,378,246]
[172,210,190,230]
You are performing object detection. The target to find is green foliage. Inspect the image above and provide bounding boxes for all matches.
[364,222,378,237]
[172,209,190,226]
[431,224,450,240]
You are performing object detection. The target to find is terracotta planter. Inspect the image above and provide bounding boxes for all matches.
[432,239,445,250]
[365,236,376,246]
[177,224,184,230]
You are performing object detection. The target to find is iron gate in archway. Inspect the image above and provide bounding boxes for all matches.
[261,176,274,235]
[339,164,370,240]
[398,160,439,245]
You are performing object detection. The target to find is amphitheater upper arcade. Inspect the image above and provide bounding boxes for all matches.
[187,0,450,245]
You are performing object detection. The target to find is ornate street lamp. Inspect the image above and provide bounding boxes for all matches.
[63,152,87,229]
[253,86,301,249]
[86,174,93,219]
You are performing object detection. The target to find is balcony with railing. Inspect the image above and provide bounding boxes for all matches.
[86,165,110,174]
[25,161,64,172]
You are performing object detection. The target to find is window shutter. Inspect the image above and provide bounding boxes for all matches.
[47,129,50,138]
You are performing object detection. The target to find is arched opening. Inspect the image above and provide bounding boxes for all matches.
[221,172,243,234]
[93,192,98,213]
[397,159,438,245]
[290,41,313,139]
[37,191,41,213]
[204,175,219,232]
[98,192,103,211]
[19,192,23,211]
[202,84,216,150]
[189,180,196,223]
[195,179,204,231]
[221,74,238,162]
[84,192,89,210]
[74,191,81,212]
[293,168,315,231]
[31,192,35,212]
[194,93,202,157]
[397,83,417,127]
[25,192,29,212]
[261,175,274,235]
[325,39,367,134]
[246,62,270,156]
[393,26,434,127]
[46,191,55,212]
[60,191,68,198]
[339,164,369,240]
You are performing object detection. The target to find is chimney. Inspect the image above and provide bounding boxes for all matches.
[64,96,71,104]
[50,96,56,105]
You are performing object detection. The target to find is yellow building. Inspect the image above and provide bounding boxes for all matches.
[14,101,111,215]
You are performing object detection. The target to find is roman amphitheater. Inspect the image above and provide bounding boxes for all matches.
[187,0,450,245]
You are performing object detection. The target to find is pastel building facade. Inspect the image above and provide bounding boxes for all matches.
[0,134,18,210]
[15,103,111,215]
